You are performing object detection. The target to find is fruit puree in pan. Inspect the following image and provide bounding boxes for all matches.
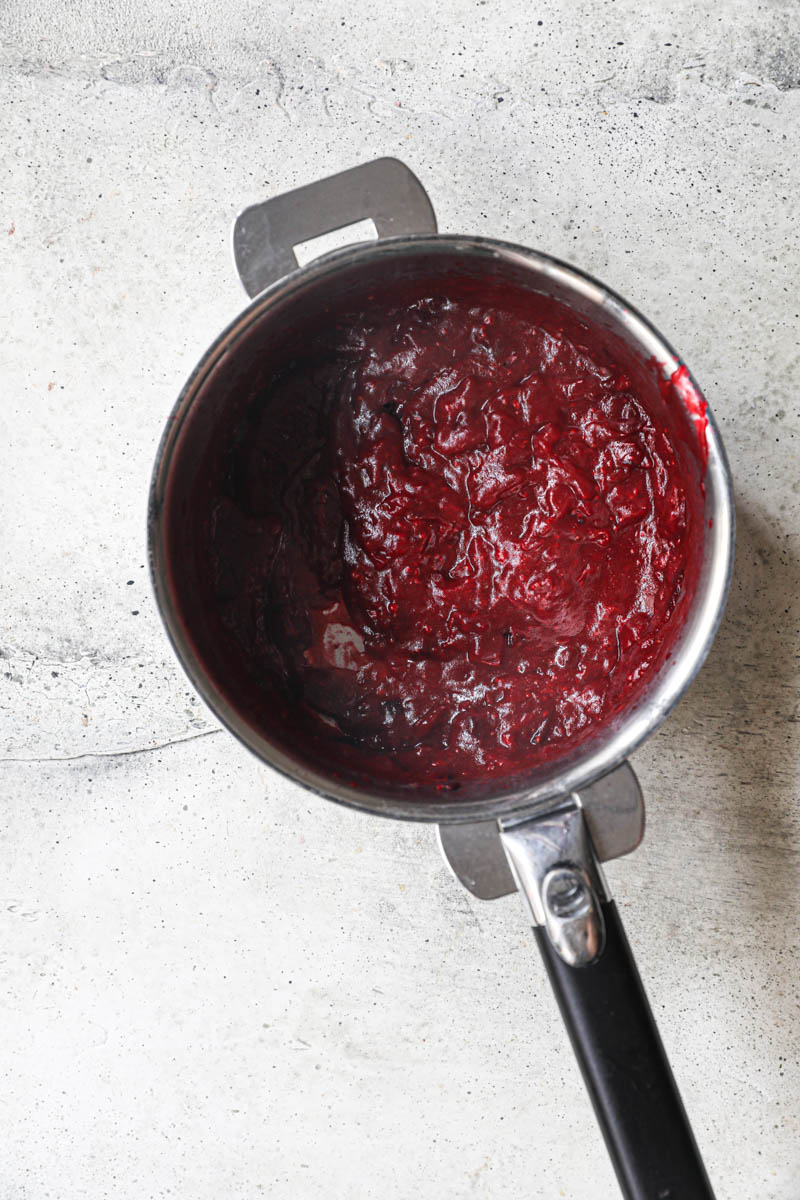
[208,293,705,786]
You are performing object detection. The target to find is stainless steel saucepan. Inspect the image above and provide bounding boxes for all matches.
[149,159,734,1200]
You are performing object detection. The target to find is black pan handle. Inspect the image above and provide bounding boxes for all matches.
[500,803,715,1199]
[535,899,715,1200]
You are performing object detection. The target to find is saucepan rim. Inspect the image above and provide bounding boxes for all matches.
[148,233,735,824]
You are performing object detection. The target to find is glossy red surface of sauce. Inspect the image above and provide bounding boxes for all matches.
[208,295,704,785]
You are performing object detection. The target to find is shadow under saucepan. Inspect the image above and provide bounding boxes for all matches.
[675,501,800,929]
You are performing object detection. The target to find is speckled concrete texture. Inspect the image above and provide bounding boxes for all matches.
[2,2,799,1196]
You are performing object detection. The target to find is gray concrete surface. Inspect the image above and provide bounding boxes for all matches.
[2,1,799,1196]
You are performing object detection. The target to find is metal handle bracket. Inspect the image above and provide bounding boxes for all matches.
[437,762,645,966]
[437,760,644,898]
[500,804,608,967]
[232,157,437,298]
